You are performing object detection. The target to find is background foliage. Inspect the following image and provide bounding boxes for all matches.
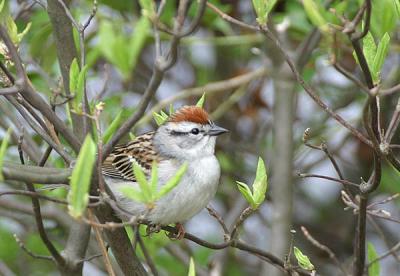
[0,0,400,275]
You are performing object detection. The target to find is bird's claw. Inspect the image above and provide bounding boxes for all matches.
[167,223,185,240]
[146,224,161,236]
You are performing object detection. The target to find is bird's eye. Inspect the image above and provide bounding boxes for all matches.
[191,128,200,135]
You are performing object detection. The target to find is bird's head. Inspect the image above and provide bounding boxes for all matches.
[154,106,228,160]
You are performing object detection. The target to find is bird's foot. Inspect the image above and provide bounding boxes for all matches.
[146,223,161,236]
[167,223,185,240]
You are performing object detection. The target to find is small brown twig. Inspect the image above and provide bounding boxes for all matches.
[6,96,73,164]
[17,138,66,267]
[367,216,400,263]
[89,210,116,276]
[13,234,54,261]
[206,2,258,31]
[301,226,349,276]
[0,85,20,95]
[332,62,370,95]
[159,225,311,276]
[137,231,159,276]
[0,190,68,205]
[206,205,229,236]
[367,241,400,268]
[367,193,400,209]
[381,83,400,96]
[350,0,371,41]
[230,206,254,239]
[298,173,360,188]
[0,26,81,152]
[384,97,400,144]
[82,215,141,230]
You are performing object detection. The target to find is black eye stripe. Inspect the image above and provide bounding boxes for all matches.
[170,130,188,136]
[170,129,205,136]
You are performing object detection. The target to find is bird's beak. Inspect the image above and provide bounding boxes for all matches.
[208,125,229,136]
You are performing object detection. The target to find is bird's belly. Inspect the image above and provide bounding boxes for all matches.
[150,181,217,224]
[105,156,220,225]
[149,157,220,224]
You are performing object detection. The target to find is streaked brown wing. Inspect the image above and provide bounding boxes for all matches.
[102,132,158,181]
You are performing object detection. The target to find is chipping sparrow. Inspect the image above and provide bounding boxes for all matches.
[102,106,228,234]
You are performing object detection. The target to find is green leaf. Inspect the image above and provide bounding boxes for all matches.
[0,0,5,13]
[196,93,206,108]
[363,32,377,69]
[368,242,380,276]
[98,21,116,65]
[128,16,150,76]
[156,163,188,200]
[139,0,156,18]
[16,22,31,43]
[236,181,257,209]
[150,161,158,194]
[75,64,89,110]
[394,0,400,17]
[133,162,152,201]
[188,257,195,276]
[5,15,18,44]
[252,157,268,206]
[372,32,390,84]
[119,185,146,203]
[169,104,174,115]
[153,111,169,126]
[303,0,329,33]
[294,247,315,271]
[69,58,79,96]
[2,13,30,45]
[102,109,130,143]
[68,135,97,218]
[252,0,277,25]
[370,0,398,37]
[98,21,131,78]
[0,128,12,182]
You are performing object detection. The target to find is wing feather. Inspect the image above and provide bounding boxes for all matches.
[102,132,158,181]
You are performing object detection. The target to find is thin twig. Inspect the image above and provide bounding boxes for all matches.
[207,205,229,236]
[301,226,349,276]
[0,190,68,205]
[0,85,20,95]
[381,83,400,96]
[17,139,66,267]
[82,0,98,32]
[367,216,400,263]
[0,26,81,152]
[137,232,159,276]
[159,225,311,276]
[89,210,116,276]
[332,62,370,94]
[351,0,371,41]
[384,97,400,143]
[298,173,360,188]
[13,234,54,261]
[230,207,254,239]
[367,241,400,268]
[206,2,258,31]
[368,193,400,209]
[6,96,73,163]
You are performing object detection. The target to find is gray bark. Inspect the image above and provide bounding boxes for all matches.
[264,64,295,276]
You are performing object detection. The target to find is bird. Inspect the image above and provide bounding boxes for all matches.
[102,105,228,238]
